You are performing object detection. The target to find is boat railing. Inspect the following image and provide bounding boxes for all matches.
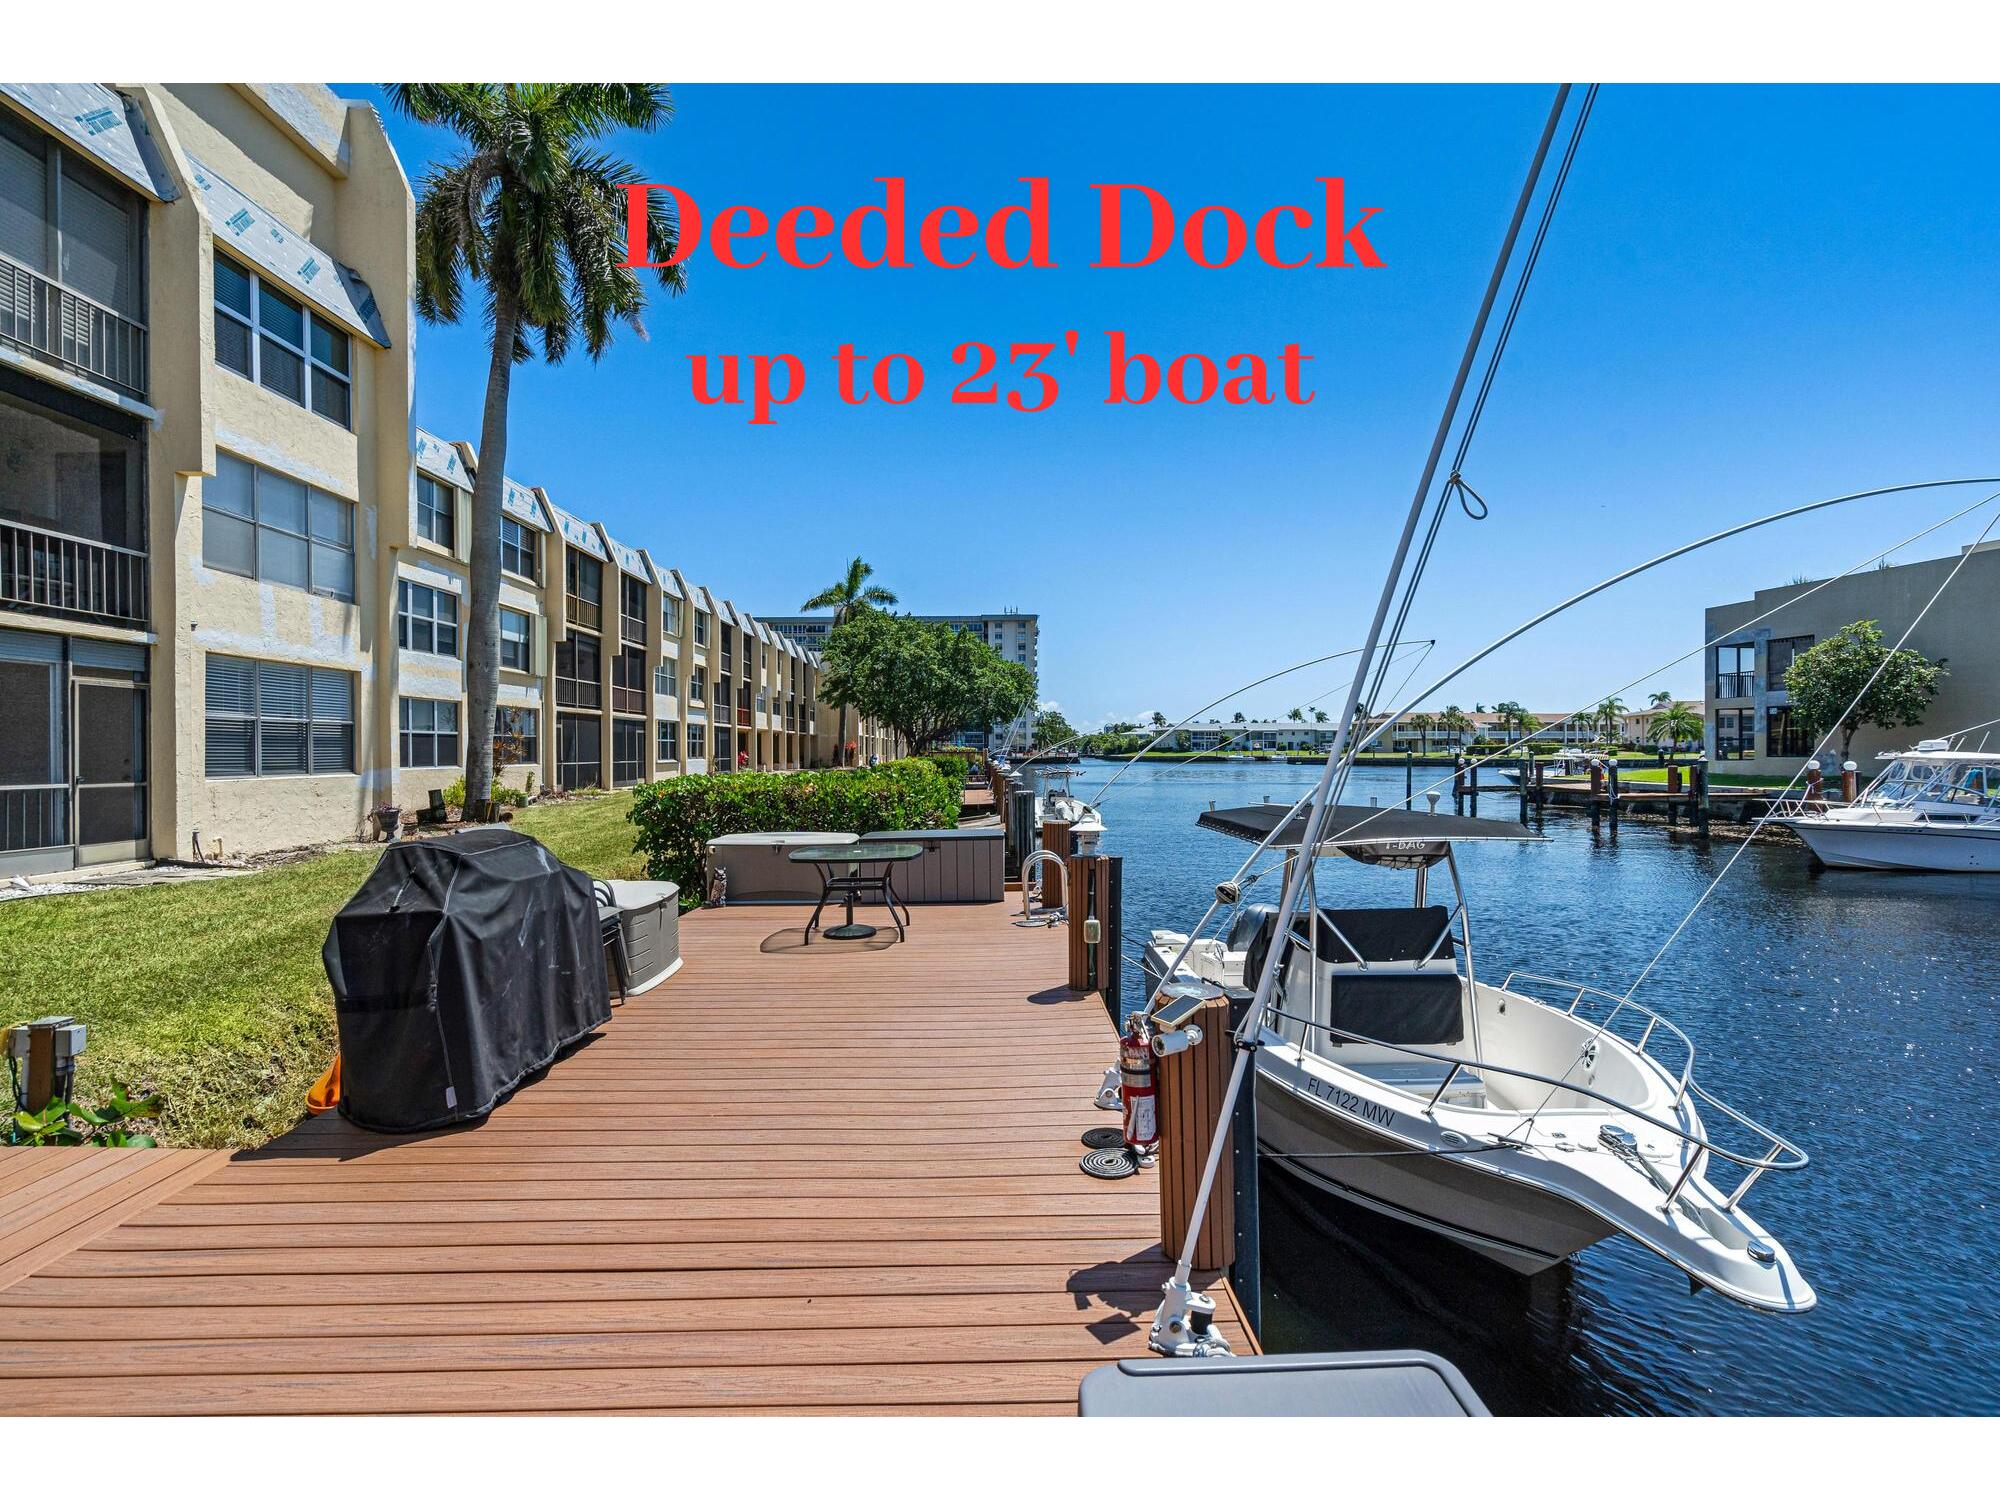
[1499,970,1696,1104]
[1264,987,1808,1215]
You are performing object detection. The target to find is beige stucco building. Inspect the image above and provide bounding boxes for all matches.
[1701,541,2000,778]
[0,82,894,874]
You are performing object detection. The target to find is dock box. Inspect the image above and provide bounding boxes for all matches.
[859,827,1005,903]
[705,831,856,903]
[599,879,681,992]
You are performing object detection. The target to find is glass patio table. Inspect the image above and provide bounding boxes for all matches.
[787,842,923,942]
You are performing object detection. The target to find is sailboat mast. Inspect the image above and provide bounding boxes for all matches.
[1150,82,1581,1353]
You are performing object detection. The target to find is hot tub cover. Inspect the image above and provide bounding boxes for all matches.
[323,827,610,1132]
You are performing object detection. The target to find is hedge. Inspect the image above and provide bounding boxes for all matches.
[627,757,960,899]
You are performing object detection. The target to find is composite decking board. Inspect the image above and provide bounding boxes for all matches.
[0,902,1254,1413]
[0,1151,229,1294]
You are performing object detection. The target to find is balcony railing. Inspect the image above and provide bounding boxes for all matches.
[0,253,148,400]
[612,684,646,714]
[566,595,601,631]
[2,519,147,626]
[1715,672,1755,700]
[1,785,67,854]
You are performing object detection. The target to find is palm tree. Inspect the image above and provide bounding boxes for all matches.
[1648,689,1674,710]
[390,84,684,815]
[1150,710,1168,730]
[1287,706,1305,722]
[1408,711,1435,755]
[1441,705,1471,751]
[1593,695,1627,746]
[801,556,899,763]
[1651,701,1706,756]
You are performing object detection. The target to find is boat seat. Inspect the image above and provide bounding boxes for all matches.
[1237,904,1455,990]
[1322,972,1466,1047]
[1350,1057,1487,1107]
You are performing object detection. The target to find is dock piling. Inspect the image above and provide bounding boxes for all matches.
[1155,989,1236,1273]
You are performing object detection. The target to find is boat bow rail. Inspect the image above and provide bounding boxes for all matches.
[1265,977,1809,1217]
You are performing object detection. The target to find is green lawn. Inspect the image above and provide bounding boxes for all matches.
[0,793,646,1150]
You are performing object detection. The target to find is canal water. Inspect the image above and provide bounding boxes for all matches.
[1051,758,1997,1416]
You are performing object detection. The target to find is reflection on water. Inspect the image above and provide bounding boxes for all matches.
[1049,758,2000,1416]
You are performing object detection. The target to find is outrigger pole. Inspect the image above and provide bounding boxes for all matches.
[1149,83,1579,1355]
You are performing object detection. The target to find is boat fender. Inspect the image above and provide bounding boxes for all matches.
[1120,1020,1160,1156]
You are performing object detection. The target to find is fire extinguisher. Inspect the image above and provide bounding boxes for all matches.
[1119,1018,1158,1157]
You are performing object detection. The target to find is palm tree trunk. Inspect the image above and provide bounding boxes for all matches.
[463,291,518,818]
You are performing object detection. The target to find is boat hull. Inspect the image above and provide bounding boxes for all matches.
[1784,817,2000,872]
[1255,1066,1609,1275]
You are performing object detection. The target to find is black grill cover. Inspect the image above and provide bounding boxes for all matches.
[323,828,610,1132]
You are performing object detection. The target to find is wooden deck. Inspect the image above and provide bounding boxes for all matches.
[0,900,1253,1414]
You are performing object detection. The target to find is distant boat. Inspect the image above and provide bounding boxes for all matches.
[1779,742,2000,871]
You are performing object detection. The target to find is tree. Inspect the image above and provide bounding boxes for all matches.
[801,557,899,764]
[390,83,684,816]
[1784,619,1946,760]
[1650,701,1705,754]
[819,611,1034,754]
[1313,708,1329,723]
[1408,711,1435,755]
[1648,689,1674,710]
[1593,696,1627,744]
[1102,720,1138,735]
[1442,705,1471,750]
[1287,706,1305,722]
[1231,711,1247,723]
[1033,709,1077,751]
[1492,700,1526,744]
[1150,710,1168,730]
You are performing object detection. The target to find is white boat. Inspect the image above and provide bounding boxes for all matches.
[1778,741,2000,871]
[1141,800,1814,1314]
[1034,767,1104,851]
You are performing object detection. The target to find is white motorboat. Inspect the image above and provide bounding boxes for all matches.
[1779,741,2000,871]
[1034,766,1105,851]
[1141,800,1814,1313]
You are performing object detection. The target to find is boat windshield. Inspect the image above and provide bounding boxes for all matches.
[1864,759,2000,808]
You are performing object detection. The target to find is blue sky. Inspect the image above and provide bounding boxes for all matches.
[347,84,2000,728]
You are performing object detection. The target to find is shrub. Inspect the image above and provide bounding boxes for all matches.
[628,757,959,896]
[443,776,528,810]
[921,751,970,787]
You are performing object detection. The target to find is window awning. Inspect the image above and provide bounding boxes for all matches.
[545,503,605,559]
[414,429,469,490]
[190,155,389,347]
[601,530,649,580]
[501,480,549,531]
[0,84,177,201]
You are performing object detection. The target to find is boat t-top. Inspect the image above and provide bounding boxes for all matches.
[1142,799,1814,1313]
[1780,740,2000,871]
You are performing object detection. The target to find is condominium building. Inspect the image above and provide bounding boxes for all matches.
[765,607,1038,750]
[1701,542,2000,777]
[0,82,893,876]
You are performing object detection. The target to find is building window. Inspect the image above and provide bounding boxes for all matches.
[612,717,645,786]
[1715,642,1756,701]
[213,254,352,426]
[202,453,355,601]
[1766,706,1812,759]
[612,645,647,714]
[565,552,603,630]
[495,706,539,767]
[397,580,460,657]
[693,611,709,648]
[686,721,706,760]
[654,662,678,698]
[661,594,682,637]
[657,719,679,763]
[499,607,533,673]
[557,713,600,791]
[555,633,601,709]
[713,726,733,771]
[1767,635,1814,692]
[620,575,647,644]
[689,665,706,704]
[501,516,539,581]
[1715,708,1755,761]
[720,624,734,674]
[416,475,455,547]
[399,697,460,768]
[204,655,352,777]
